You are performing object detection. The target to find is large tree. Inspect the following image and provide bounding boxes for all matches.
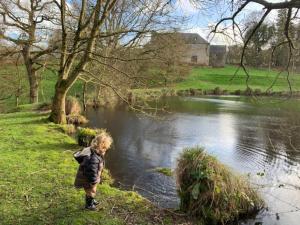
[49,0,180,124]
[0,0,57,103]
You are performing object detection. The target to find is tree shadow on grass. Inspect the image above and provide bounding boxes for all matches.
[36,142,80,153]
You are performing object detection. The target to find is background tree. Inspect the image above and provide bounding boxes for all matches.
[0,0,57,103]
[192,0,300,85]
[245,22,275,67]
[273,9,297,67]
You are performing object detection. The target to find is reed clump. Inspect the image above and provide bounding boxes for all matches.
[176,147,263,224]
[77,127,106,147]
[65,96,81,115]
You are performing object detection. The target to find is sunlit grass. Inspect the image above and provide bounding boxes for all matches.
[176,66,300,92]
[0,110,184,225]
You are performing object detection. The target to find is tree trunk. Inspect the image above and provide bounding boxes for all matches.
[22,46,39,103]
[49,85,67,124]
[82,81,87,111]
[28,73,39,103]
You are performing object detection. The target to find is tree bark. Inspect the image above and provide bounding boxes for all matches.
[22,46,39,103]
[28,73,39,103]
[49,84,68,124]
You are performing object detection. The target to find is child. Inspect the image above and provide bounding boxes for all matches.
[74,132,113,210]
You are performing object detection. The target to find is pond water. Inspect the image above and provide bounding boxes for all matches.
[86,96,300,225]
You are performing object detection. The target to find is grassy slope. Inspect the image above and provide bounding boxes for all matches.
[0,110,187,225]
[175,66,300,92]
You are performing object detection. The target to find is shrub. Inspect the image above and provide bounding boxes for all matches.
[254,89,262,96]
[244,87,253,96]
[65,96,81,115]
[233,89,241,95]
[176,147,263,224]
[77,127,106,147]
[213,87,223,95]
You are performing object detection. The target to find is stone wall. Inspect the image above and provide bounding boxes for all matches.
[181,44,210,66]
[209,45,227,67]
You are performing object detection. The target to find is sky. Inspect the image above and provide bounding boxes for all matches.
[1,0,298,47]
[173,0,288,45]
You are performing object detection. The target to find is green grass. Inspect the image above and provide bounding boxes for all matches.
[154,167,173,177]
[175,66,300,92]
[0,110,189,225]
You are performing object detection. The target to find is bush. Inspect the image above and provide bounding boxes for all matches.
[254,89,262,96]
[77,127,106,147]
[244,87,253,96]
[65,96,81,115]
[176,147,263,224]
[233,89,241,95]
[213,87,223,95]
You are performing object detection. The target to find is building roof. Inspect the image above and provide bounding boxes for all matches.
[179,33,209,45]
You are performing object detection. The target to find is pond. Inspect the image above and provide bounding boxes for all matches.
[86,96,300,225]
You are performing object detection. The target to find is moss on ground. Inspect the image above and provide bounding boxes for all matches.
[0,110,192,225]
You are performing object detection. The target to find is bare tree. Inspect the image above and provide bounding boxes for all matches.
[193,0,300,89]
[49,0,182,124]
[0,0,57,103]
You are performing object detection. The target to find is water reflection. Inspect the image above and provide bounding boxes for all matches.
[86,96,300,224]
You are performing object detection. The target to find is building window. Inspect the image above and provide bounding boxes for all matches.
[191,56,197,63]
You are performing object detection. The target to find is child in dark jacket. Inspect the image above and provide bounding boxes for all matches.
[74,132,113,210]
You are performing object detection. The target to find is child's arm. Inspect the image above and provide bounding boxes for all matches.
[83,156,99,185]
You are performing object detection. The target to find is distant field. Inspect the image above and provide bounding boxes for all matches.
[175,66,300,92]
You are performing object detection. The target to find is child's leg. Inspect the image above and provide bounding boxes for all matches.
[84,184,97,197]
[83,184,98,210]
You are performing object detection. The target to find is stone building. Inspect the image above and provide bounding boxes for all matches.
[150,32,227,67]
[209,45,227,67]
[179,33,210,66]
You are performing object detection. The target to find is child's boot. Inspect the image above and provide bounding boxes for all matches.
[92,199,99,205]
[85,195,96,211]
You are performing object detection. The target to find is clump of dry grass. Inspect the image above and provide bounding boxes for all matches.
[66,114,88,125]
[65,96,81,115]
[176,147,264,224]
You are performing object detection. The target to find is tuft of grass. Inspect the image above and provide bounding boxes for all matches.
[76,127,106,147]
[65,96,82,115]
[66,114,88,125]
[154,167,173,177]
[0,111,190,225]
[176,147,264,224]
[59,124,76,135]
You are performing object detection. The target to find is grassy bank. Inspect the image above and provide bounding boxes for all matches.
[176,66,300,92]
[0,109,190,225]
